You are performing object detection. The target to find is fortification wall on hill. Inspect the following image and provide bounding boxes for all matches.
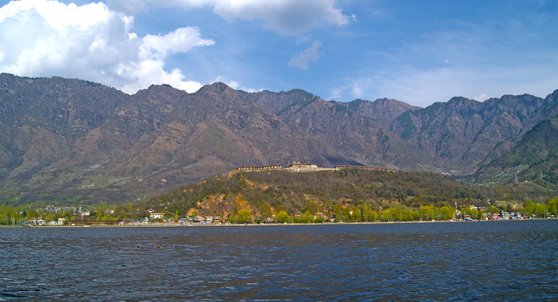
[231,163,390,174]
[232,165,283,172]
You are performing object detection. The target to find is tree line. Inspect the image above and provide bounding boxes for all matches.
[1,198,557,225]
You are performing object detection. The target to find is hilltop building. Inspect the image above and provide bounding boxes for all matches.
[287,161,325,172]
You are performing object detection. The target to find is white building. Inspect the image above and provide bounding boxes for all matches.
[149,212,165,219]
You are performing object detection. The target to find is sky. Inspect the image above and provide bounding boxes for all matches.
[0,0,557,107]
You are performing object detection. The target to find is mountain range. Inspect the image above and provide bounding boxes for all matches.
[0,73,556,203]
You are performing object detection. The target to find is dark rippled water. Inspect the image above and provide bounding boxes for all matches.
[1,221,558,301]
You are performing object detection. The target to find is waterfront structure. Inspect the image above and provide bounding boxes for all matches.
[148,209,165,220]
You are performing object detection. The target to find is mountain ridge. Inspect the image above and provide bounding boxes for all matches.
[0,73,556,204]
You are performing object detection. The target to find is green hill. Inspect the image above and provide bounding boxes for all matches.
[146,168,488,222]
[471,117,558,200]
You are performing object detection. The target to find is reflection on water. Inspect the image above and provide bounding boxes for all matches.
[1,221,557,300]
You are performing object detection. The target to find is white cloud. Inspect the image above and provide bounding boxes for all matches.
[139,27,214,60]
[105,0,152,15]
[117,59,206,93]
[214,76,263,92]
[333,68,480,106]
[328,87,342,101]
[0,0,214,94]
[334,62,558,107]
[351,81,363,99]
[330,16,558,106]
[0,0,111,30]
[212,0,348,35]
[475,93,489,101]
[108,0,350,36]
[289,41,322,71]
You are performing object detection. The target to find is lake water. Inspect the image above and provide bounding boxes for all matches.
[1,220,557,301]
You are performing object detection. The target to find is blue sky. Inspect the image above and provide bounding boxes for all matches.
[1,0,557,106]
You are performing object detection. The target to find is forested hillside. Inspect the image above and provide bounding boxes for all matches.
[147,168,488,222]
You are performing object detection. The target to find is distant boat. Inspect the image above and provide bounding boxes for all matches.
[83,225,90,228]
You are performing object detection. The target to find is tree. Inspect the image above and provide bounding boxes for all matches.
[259,202,272,221]
[300,210,313,223]
[399,206,415,221]
[231,209,252,224]
[343,207,352,222]
[546,197,558,216]
[382,208,398,221]
[276,210,289,223]
[305,201,318,215]
[351,207,362,222]
[333,205,343,222]
[361,204,378,222]
[523,200,537,217]
[488,205,500,214]
[461,205,482,220]
[437,206,455,220]
[534,203,548,218]
[419,205,436,221]
[0,206,18,225]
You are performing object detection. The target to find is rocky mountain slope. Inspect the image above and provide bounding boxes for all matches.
[472,117,558,187]
[0,73,556,203]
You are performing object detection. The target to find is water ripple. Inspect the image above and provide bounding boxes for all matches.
[0,221,557,300]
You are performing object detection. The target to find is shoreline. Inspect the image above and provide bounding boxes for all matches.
[4,218,554,228]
